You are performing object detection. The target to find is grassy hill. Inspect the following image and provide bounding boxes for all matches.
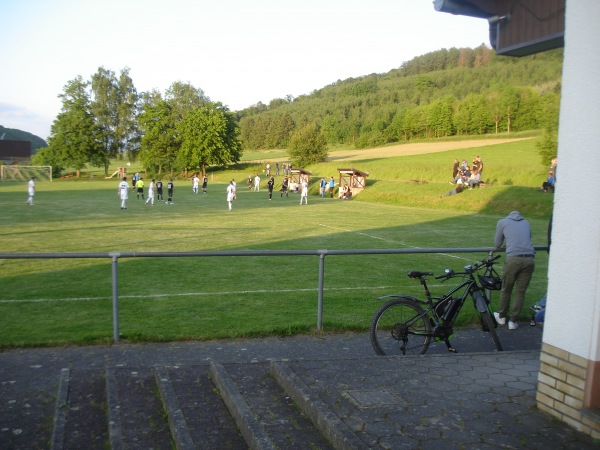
[236,47,562,150]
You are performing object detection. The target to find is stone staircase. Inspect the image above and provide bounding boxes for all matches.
[49,361,363,450]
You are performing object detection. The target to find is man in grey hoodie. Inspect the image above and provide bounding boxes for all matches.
[493,211,535,330]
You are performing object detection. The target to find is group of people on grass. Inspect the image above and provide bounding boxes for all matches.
[118,176,176,209]
[442,156,484,196]
[245,174,341,203]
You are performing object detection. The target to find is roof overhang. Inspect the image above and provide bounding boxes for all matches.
[433,0,565,56]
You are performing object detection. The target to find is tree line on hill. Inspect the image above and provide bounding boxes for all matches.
[237,46,561,160]
[31,46,561,177]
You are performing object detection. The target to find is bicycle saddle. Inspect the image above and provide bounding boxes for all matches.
[407,271,433,279]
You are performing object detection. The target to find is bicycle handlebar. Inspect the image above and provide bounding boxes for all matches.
[435,270,453,280]
[408,255,501,281]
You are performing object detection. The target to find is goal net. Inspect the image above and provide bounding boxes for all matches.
[0,165,53,182]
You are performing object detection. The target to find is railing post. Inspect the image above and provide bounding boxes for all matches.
[317,250,327,331]
[110,253,120,342]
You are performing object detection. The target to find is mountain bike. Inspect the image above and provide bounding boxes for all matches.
[370,254,503,356]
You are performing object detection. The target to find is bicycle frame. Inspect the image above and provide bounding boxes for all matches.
[383,259,498,353]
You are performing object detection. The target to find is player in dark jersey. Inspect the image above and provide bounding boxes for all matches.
[156,179,164,200]
[166,179,175,204]
[202,175,208,194]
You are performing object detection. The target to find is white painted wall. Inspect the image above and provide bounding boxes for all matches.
[544,0,600,361]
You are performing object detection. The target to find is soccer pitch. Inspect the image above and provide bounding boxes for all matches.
[0,156,551,347]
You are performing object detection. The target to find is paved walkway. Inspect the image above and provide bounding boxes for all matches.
[1,325,598,449]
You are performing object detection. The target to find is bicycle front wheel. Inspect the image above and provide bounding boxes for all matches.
[481,309,503,351]
[370,298,432,356]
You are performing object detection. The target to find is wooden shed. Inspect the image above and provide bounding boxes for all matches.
[289,168,312,192]
[337,168,369,198]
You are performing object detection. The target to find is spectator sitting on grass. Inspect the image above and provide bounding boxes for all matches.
[468,171,481,190]
[540,172,556,192]
[442,179,465,197]
[341,185,352,199]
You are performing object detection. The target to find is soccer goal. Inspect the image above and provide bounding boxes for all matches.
[0,165,53,182]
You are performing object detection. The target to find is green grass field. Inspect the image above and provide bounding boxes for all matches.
[0,137,553,348]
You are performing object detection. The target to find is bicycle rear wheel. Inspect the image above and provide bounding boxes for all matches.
[481,309,503,351]
[370,298,432,355]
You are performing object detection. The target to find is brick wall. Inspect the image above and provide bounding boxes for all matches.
[537,342,600,440]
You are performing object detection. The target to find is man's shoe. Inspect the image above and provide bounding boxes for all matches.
[494,312,506,325]
[508,321,519,330]
[530,305,543,312]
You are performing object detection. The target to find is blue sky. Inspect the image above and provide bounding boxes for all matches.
[0,0,489,140]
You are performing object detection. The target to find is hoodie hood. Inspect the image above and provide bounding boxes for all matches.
[506,211,524,221]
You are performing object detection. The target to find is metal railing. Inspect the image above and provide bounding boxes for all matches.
[0,246,548,342]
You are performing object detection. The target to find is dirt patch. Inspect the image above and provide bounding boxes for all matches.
[254,138,531,163]
[327,138,531,162]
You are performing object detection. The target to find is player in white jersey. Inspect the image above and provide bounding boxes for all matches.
[145,179,155,206]
[300,179,308,205]
[26,176,35,205]
[118,177,130,209]
[226,180,235,211]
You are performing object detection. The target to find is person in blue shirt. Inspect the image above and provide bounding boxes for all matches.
[541,172,556,192]
[320,178,327,198]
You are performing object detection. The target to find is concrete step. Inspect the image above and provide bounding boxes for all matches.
[106,367,173,449]
[155,365,246,449]
[218,361,333,449]
[51,361,347,449]
[51,368,108,450]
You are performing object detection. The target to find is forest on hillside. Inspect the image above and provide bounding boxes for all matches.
[236,45,562,150]
[30,45,562,177]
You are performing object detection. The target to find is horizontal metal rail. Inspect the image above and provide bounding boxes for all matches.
[0,246,548,342]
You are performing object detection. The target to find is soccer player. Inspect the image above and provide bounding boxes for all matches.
[26,176,35,205]
[156,178,163,200]
[118,177,129,209]
[226,180,235,211]
[267,176,275,200]
[300,179,308,205]
[192,174,200,194]
[145,179,155,206]
[166,179,175,204]
[135,177,145,199]
[202,175,208,194]
[253,174,260,192]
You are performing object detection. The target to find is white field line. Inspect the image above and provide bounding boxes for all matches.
[0,285,404,304]
[3,225,468,305]
[317,223,470,261]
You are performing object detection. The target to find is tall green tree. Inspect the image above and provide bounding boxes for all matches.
[176,102,242,175]
[90,67,139,174]
[428,95,455,138]
[499,86,520,133]
[165,81,209,121]
[264,112,295,148]
[287,123,328,167]
[138,91,179,174]
[536,91,560,166]
[46,76,105,176]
